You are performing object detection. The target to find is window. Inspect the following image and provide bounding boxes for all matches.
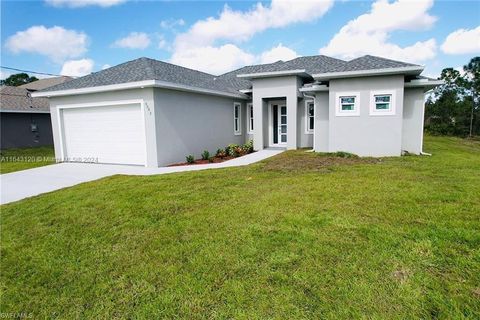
[336,92,360,116]
[247,103,253,133]
[305,101,314,133]
[370,91,395,116]
[233,102,242,135]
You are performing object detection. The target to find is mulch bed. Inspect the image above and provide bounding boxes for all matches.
[168,156,235,167]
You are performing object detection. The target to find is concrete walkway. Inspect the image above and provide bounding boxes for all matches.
[0,149,283,205]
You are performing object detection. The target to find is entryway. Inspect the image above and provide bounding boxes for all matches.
[269,102,287,147]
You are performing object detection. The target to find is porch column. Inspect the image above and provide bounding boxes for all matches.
[252,92,264,150]
[286,93,297,150]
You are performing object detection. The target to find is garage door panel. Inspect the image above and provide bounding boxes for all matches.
[62,104,145,165]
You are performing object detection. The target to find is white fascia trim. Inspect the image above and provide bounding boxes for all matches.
[240,89,253,93]
[32,80,249,99]
[0,109,50,114]
[237,69,307,79]
[313,66,424,80]
[299,85,329,92]
[404,79,444,88]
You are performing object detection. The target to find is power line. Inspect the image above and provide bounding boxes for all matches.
[1,66,74,78]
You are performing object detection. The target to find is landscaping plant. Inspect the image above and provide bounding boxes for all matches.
[186,155,195,164]
[201,150,210,160]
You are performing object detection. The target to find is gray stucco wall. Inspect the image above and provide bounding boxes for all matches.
[402,88,425,154]
[153,88,246,165]
[0,112,53,149]
[314,92,329,152]
[328,75,405,156]
[251,76,299,150]
[297,98,314,148]
[49,88,157,166]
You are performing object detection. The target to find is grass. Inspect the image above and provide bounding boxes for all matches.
[0,146,55,174]
[1,136,479,319]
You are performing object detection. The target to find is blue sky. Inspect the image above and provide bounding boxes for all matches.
[1,0,479,79]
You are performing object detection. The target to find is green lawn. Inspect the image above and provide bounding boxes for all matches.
[1,136,479,319]
[0,146,55,174]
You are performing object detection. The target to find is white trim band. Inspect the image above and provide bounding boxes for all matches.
[32,80,249,99]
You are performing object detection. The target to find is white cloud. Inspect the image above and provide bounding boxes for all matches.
[175,0,333,50]
[441,26,480,55]
[160,19,185,30]
[171,44,255,75]
[260,44,298,64]
[5,25,88,63]
[61,59,94,77]
[113,32,151,49]
[45,0,125,8]
[171,0,333,74]
[0,70,13,80]
[319,0,438,63]
[158,35,168,50]
[102,64,111,70]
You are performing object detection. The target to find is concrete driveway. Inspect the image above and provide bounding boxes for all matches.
[0,149,283,205]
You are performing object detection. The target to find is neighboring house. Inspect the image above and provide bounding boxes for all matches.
[0,86,53,149]
[0,76,72,149]
[33,55,442,167]
[19,76,72,91]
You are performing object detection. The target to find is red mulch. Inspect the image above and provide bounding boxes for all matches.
[168,156,235,167]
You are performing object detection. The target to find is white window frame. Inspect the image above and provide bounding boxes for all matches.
[305,100,314,134]
[370,90,396,116]
[336,92,360,117]
[233,102,242,135]
[247,103,254,134]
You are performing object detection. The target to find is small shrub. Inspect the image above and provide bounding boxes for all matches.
[227,144,240,157]
[208,157,215,163]
[186,155,195,164]
[216,149,227,158]
[242,140,254,154]
[201,150,210,160]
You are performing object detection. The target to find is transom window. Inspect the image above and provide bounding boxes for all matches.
[336,92,360,116]
[234,103,241,135]
[247,103,253,133]
[370,91,395,116]
[306,101,314,133]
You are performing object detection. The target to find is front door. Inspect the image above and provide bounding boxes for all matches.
[271,104,287,146]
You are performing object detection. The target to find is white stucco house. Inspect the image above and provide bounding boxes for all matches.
[33,55,442,167]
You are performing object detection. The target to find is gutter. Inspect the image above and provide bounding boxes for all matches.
[299,84,329,92]
[312,66,425,80]
[237,69,310,80]
[32,80,249,100]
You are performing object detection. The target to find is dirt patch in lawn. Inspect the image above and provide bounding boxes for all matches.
[261,150,381,172]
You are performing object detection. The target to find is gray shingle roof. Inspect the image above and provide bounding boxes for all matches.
[42,57,243,95]
[40,55,421,94]
[337,55,419,73]
[1,86,49,112]
[19,76,73,91]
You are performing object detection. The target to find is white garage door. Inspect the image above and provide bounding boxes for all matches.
[61,103,146,165]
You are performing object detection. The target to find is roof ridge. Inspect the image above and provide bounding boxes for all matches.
[138,57,218,78]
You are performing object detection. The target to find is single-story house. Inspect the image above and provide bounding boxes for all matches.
[32,55,442,167]
[1,86,53,149]
[1,76,72,149]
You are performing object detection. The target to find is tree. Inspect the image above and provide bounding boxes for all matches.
[463,57,480,137]
[425,57,479,137]
[0,73,39,86]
